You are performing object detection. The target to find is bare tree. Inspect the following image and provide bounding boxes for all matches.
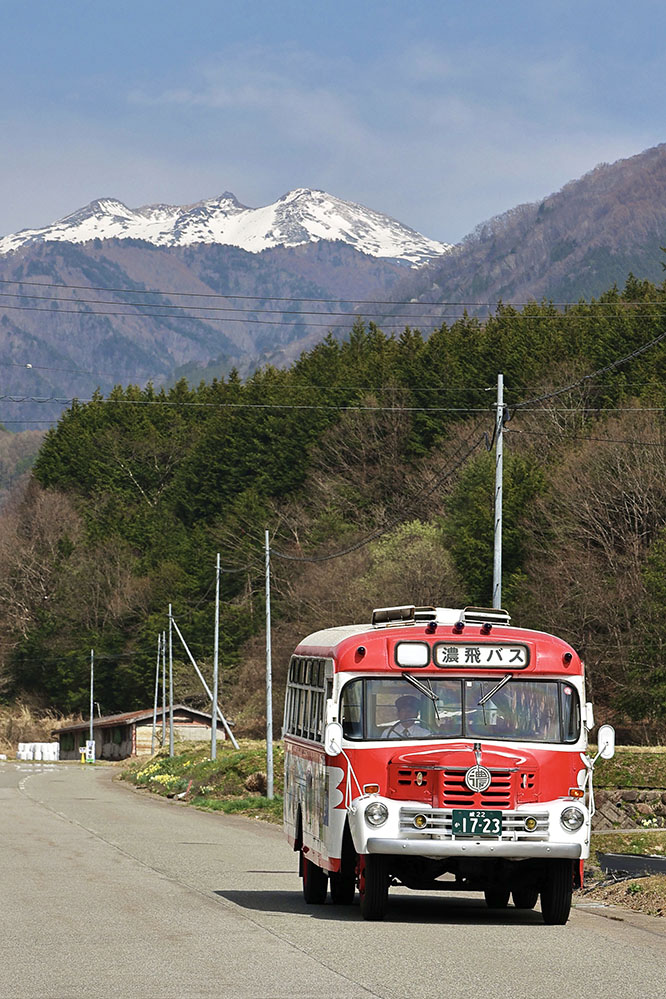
[516,409,666,704]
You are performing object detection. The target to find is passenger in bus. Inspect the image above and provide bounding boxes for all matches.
[381,695,431,739]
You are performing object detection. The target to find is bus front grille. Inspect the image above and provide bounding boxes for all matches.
[441,768,513,808]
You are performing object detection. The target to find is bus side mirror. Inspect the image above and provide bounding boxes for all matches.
[584,702,595,730]
[324,721,343,756]
[597,724,615,760]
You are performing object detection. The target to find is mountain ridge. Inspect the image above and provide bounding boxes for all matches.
[390,143,666,315]
[0,187,451,267]
[3,143,666,429]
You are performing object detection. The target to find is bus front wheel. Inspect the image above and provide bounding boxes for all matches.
[540,860,573,925]
[302,854,327,905]
[359,854,389,921]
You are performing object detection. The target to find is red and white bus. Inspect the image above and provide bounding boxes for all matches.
[283,604,615,922]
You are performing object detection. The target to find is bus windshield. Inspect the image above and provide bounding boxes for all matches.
[340,676,580,744]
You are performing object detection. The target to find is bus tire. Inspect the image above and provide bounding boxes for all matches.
[540,860,573,925]
[330,823,357,905]
[484,888,510,909]
[359,854,389,921]
[330,869,356,905]
[302,855,328,905]
[512,887,539,910]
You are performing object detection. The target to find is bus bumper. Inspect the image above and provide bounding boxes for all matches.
[348,795,590,860]
[365,838,582,859]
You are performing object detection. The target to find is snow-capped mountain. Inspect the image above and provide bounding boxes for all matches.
[0,188,450,266]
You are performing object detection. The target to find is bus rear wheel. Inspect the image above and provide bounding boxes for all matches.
[540,860,573,925]
[359,854,389,921]
[330,869,356,905]
[302,854,328,905]
[484,888,510,909]
[512,886,539,910]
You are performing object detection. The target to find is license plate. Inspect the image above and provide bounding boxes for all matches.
[451,809,502,837]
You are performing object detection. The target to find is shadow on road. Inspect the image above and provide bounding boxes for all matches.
[215,889,544,926]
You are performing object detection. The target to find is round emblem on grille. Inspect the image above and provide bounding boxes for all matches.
[415,771,424,786]
[464,764,492,792]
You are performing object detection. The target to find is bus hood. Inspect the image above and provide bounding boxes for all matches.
[385,743,563,808]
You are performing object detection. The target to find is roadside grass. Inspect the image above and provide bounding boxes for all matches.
[591,830,666,858]
[192,794,283,821]
[593,747,666,788]
[121,740,284,822]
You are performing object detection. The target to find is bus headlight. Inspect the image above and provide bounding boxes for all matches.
[365,801,389,827]
[560,806,584,831]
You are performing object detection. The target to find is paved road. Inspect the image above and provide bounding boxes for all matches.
[1,762,664,999]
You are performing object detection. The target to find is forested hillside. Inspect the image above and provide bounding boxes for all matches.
[393,143,666,320]
[2,273,666,740]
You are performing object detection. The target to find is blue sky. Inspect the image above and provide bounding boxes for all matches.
[3,0,665,242]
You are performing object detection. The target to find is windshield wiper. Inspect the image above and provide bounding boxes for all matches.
[403,673,441,720]
[478,672,512,706]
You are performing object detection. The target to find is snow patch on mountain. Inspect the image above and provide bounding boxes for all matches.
[0,189,450,266]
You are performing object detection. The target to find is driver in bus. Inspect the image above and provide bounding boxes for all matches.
[381,694,431,739]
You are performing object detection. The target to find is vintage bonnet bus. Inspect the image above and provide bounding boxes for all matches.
[282,604,615,922]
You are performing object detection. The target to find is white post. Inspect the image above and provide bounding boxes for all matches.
[152,633,161,754]
[265,529,274,800]
[493,373,504,610]
[168,604,174,757]
[211,553,220,760]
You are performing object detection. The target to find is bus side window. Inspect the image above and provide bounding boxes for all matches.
[314,690,324,741]
[340,680,362,739]
[283,684,293,735]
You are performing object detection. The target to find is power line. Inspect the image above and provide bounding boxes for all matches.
[3,298,666,330]
[2,394,666,415]
[0,302,409,329]
[2,277,666,311]
[512,327,666,413]
[1,356,664,398]
[1,359,120,377]
[505,428,666,447]
[0,288,477,322]
[0,394,496,413]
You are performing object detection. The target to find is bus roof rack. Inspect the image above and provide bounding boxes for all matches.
[370,605,512,628]
[414,607,437,621]
[462,606,511,626]
[372,605,415,627]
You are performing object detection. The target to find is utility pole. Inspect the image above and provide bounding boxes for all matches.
[211,553,220,760]
[265,529,274,800]
[152,633,161,755]
[161,630,166,748]
[170,616,238,748]
[168,604,174,757]
[493,373,504,609]
[89,648,94,750]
